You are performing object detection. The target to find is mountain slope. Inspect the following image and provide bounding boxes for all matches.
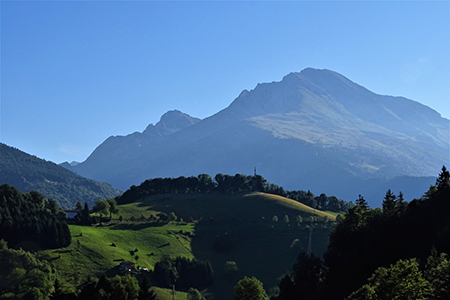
[72,68,449,206]
[70,109,201,181]
[0,143,121,209]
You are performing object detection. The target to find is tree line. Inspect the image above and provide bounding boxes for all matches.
[71,198,119,225]
[153,256,214,290]
[117,173,351,212]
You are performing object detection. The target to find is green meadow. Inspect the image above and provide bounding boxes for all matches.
[43,192,336,300]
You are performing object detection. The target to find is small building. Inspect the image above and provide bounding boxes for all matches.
[119,261,135,272]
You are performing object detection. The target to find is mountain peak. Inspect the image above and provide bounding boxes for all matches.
[144,110,201,136]
[72,69,448,207]
[279,68,359,89]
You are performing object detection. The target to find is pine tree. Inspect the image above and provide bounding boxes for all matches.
[382,189,397,215]
[436,165,450,191]
[355,195,368,210]
[396,191,407,213]
[82,202,91,225]
[139,276,157,300]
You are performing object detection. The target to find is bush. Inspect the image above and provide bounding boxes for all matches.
[168,212,177,222]
[224,261,239,280]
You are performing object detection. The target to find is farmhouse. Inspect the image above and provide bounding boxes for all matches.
[119,261,135,272]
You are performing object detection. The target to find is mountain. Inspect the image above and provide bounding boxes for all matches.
[71,68,449,207]
[65,109,201,180]
[0,143,121,209]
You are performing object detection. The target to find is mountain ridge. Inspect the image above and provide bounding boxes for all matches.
[0,143,121,209]
[70,68,449,206]
[67,110,201,180]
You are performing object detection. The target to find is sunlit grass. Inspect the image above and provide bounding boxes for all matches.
[42,192,335,300]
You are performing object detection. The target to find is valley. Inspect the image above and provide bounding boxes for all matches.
[1,69,449,299]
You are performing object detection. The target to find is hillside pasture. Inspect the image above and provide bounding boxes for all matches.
[43,192,335,300]
[42,223,194,286]
[135,192,336,223]
[133,192,335,299]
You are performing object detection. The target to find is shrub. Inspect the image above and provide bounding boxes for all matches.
[168,212,177,222]
[224,261,239,280]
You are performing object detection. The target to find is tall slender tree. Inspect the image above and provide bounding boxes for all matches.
[436,165,450,191]
[382,189,397,215]
[139,276,157,300]
[355,195,368,210]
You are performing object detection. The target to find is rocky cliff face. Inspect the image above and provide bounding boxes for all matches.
[71,68,449,206]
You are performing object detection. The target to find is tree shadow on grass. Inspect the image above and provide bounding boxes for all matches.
[109,222,166,231]
[53,249,72,254]
[104,265,122,278]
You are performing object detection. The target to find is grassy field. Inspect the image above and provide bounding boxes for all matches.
[132,192,336,223]
[42,222,194,293]
[323,210,341,217]
[43,192,336,300]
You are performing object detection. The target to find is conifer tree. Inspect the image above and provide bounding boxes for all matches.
[382,189,397,215]
[355,195,368,210]
[396,191,407,213]
[139,276,157,300]
[436,165,450,191]
[81,202,91,225]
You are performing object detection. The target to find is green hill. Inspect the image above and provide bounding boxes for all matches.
[0,143,121,209]
[43,192,335,300]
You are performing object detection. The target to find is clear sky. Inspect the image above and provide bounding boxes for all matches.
[1,1,449,164]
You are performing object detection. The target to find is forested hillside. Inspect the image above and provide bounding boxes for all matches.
[117,173,351,213]
[0,184,71,249]
[2,166,448,299]
[273,166,450,300]
[0,143,121,209]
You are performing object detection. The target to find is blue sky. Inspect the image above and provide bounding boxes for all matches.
[1,1,449,164]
